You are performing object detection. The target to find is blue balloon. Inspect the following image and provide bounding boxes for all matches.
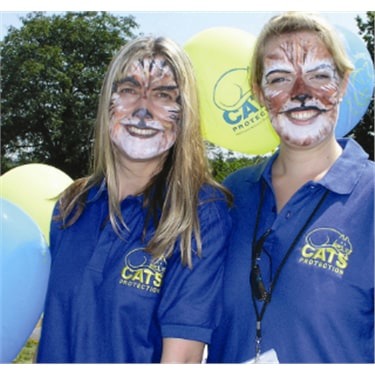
[335,25,374,137]
[0,198,51,363]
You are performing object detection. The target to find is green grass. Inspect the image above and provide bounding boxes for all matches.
[12,339,38,364]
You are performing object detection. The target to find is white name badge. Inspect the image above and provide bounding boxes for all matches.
[245,348,279,364]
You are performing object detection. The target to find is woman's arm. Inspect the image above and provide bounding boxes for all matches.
[161,338,205,363]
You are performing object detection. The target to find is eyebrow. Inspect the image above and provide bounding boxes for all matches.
[306,63,335,73]
[152,85,179,91]
[265,69,291,78]
[265,62,335,78]
[116,76,141,87]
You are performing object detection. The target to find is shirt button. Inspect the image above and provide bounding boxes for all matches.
[286,211,291,219]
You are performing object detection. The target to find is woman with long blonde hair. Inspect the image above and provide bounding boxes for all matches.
[37,36,232,363]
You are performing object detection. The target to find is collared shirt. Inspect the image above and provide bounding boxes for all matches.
[37,183,231,363]
[208,138,374,363]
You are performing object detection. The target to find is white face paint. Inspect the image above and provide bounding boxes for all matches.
[109,56,181,161]
[261,31,345,147]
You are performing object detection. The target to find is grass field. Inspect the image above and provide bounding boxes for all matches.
[13,339,38,364]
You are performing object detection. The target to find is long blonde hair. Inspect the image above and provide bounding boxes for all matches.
[57,36,231,267]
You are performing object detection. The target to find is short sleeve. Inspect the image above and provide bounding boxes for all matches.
[157,188,232,344]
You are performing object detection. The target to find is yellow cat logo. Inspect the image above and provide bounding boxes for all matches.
[119,248,167,293]
[299,228,352,276]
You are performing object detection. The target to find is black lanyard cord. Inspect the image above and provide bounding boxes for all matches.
[251,181,329,356]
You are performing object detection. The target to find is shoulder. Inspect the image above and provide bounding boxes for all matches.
[197,184,232,223]
[343,139,374,184]
[199,183,226,200]
[361,159,375,179]
[51,180,104,229]
[223,158,270,192]
[354,159,374,195]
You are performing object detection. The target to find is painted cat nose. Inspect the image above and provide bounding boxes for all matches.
[291,93,312,105]
[132,108,153,127]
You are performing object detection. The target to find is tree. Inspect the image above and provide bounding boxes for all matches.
[348,11,374,160]
[1,11,139,178]
[205,142,268,182]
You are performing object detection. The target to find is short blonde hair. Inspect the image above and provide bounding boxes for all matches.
[250,12,355,101]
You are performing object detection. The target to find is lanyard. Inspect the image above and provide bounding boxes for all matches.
[251,180,329,359]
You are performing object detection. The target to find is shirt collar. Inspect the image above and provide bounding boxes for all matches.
[319,138,370,194]
[86,178,145,204]
[254,138,369,195]
[87,178,107,203]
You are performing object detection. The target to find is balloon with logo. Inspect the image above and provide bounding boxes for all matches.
[0,163,73,245]
[184,27,280,155]
[335,25,374,137]
[0,198,51,363]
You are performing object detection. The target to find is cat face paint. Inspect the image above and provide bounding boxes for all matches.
[261,31,344,147]
[109,56,181,160]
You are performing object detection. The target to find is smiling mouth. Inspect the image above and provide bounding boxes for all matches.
[284,107,327,123]
[125,125,160,138]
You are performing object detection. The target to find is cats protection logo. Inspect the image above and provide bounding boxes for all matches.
[299,227,353,277]
[119,248,167,294]
[184,27,279,155]
[213,68,269,134]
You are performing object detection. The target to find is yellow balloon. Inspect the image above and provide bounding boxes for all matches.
[0,164,73,245]
[184,27,280,155]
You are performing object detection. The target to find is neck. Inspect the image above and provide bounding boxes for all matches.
[115,156,165,200]
[274,137,342,181]
[272,137,342,212]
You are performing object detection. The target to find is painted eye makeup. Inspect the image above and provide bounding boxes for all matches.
[307,70,335,81]
[267,74,291,85]
[263,67,293,86]
[118,86,138,95]
[152,86,179,102]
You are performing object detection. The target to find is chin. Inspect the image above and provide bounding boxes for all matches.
[280,122,333,148]
[289,137,316,147]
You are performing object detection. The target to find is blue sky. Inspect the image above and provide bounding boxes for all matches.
[0,1,369,45]
[127,11,365,46]
[1,11,367,45]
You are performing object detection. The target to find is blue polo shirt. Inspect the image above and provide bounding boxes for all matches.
[207,139,374,363]
[37,183,231,363]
